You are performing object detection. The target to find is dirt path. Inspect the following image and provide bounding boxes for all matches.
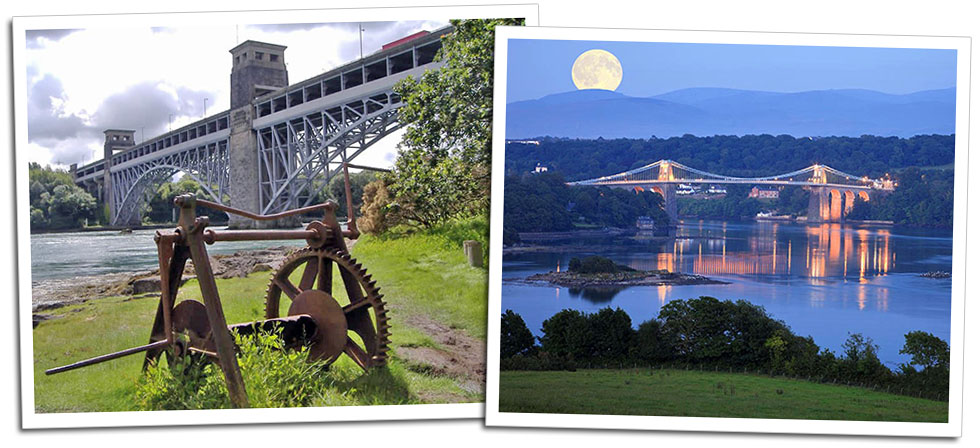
[396,313,486,400]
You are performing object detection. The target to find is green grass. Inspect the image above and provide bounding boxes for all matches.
[353,216,489,339]
[499,369,948,422]
[32,217,489,412]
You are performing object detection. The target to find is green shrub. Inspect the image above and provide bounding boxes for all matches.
[135,330,334,410]
[568,256,633,274]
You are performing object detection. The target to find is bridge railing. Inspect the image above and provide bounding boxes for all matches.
[74,111,231,181]
[252,26,450,122]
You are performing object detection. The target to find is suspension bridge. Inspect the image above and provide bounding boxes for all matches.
[568,160,895,223]
[73,27,450,227]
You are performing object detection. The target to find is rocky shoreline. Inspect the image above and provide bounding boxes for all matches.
[525,269,727,288]
[31,246,300,326]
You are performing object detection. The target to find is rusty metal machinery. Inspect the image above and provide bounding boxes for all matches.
[44,167,388,408]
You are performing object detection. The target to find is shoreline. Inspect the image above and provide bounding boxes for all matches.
[30,246,299,321]
[523,270,728,288]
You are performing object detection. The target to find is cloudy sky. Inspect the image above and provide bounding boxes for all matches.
[24,20,448,169]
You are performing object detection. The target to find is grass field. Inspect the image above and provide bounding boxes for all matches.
[499,369,948,422]
[32,218,488,412]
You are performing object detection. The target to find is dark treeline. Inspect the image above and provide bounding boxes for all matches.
[501,297,950,400]
[503,171,672,240]
[505,134,954,181]
[847,168,954,228]
[675,168,954,227]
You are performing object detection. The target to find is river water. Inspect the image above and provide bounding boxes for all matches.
[29,227,307,281]
[501,220,953,367]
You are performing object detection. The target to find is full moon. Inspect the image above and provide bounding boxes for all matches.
[571,49,623,91]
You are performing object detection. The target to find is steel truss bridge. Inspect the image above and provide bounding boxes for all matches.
[74,27,449,226]
[568,160,894,223]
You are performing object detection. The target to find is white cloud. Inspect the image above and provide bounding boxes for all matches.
[24,20,447,168]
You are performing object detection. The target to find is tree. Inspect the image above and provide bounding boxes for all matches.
[539,309,591,361]
[900,331,950,371]
[391,18,524,227]
[28,163,99,230]
[324,170,377,220]
[500,310,536,359]
[587,307,634,363]
[839,333,890,383]
[144,176,227,224]
[635,319,673,363]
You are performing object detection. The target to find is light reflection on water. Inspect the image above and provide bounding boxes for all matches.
[502,220,952,367]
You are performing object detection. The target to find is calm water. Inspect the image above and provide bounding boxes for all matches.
[502,220,953,367]
[30,227,307,281]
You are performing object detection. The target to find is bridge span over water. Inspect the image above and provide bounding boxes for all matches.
[568,160,895,223]
[73,27,450,227]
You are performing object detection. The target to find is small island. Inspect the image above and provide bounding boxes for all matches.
[527,255,727,288]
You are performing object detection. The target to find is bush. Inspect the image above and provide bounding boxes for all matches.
[135,330,332,410]
[568,256,633,274]
[358,178,397,235]
[500,352,576,371]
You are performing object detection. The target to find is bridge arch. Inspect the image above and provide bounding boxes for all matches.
[632,186,645,194]
[256,93,403,215]
[829,189,843,222]
[844,190,856,214]
[113,164,228,226]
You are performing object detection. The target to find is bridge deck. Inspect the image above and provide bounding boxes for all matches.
[572,179,875,190]
[74,25,451,184]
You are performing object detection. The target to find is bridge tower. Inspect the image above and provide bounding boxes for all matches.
[103,129,137,226]
[228,41,289,228]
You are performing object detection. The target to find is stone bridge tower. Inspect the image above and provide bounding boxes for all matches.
[227,41,288,228]
[103,129,136,223]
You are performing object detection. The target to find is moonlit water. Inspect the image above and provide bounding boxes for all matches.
[502,220,953,367]
[29,227,307,281]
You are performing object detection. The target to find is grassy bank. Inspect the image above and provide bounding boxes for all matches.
[353,216,489,339]
[32,217,489,412]
[499,369,947,422]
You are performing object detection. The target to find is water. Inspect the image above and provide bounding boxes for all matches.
[502,220,953,367]
[30,227,307,281]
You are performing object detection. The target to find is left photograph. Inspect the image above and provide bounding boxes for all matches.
[14,5,536,428]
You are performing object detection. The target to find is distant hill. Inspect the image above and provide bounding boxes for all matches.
[505,87,956,139]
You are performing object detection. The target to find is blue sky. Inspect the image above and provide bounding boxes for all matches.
[506,39,957,103]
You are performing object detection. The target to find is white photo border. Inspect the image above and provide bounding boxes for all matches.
[14,4,539,430]
[485,25,969,437]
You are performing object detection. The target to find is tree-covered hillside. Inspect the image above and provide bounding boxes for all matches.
[505,134,954,181]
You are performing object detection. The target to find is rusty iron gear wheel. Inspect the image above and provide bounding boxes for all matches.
[264,247,390,370]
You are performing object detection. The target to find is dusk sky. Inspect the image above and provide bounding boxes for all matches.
[24,20,447,168]
[506,39,957,103]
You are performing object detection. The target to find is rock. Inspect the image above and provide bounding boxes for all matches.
[132,277,161,294]
[250,263,274,273]
[32,313,56,328]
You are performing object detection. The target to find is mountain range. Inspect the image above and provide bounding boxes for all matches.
[505,87,955,139]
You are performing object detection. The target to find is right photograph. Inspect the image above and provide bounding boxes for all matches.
[486,27,968,437]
